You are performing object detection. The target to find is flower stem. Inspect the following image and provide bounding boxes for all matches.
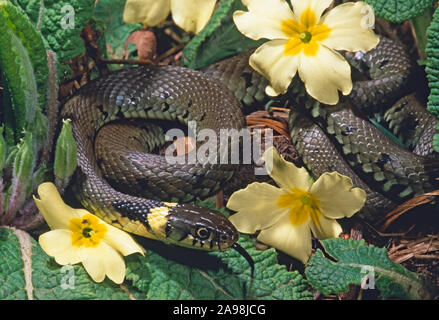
[0,177,4,218]
[12,199,44,230]
[40,50,59,164]
[2,177,25,225]
[55,176,68,194]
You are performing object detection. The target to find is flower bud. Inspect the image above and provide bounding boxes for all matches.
[13,132,35,182]
[32,109,48,150]
[54,119,77,180]
[4,145,18,171]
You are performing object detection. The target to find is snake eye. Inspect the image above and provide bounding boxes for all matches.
[196,227,210,240]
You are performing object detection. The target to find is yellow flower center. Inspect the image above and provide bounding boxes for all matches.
[281,7,331,56]
[69,214,107,248]
[276,187,322,226]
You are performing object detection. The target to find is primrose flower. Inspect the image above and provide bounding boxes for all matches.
[227,147,366,263]
[124,0,217,34]
[34,182,145,284]
[233,0,379,104]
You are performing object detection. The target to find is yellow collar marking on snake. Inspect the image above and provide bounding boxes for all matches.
[118,216,156,239]
[163,202,178,207]
[147,206,171,238]
[85,203,157,239]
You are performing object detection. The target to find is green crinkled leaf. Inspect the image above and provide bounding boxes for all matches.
[126,234,312,300]
[93,0,141,64]
[214,236,312,300]
[0,227,28,299]
[305,238,434,300]
[11,0,95,62]
[0,0,48,143]
[364,0,435,23]
[410,6,434,61]
[433,131,439,151]
[1,1,48,107]
[12,0,43,24]
[182,0,265,69]
[425,6,439,152]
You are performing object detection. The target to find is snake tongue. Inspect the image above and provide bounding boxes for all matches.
[232,242,255,277]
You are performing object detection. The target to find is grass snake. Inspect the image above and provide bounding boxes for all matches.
[61,36,439,254]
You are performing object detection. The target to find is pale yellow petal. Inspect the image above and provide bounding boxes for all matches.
[227,182,289,233]
[310,214,342,240]
[234,0,300,41]
[33,182,86,230]
[297,46,352,105]
[233,11,291,41]
[53,247,82,266]
[79,243,126,284]
[263,146,311,191]
[79,247,105,283]
[265,85,280,97]
[310,172,366,219]
[104,225,146,256]
[291,0,333,22]
[123,0,171,26]
[242,0,297,21]
[249,39,300,96]
[257,213,312,264]
[39,229,82,265]
[235,0,299,41]
[320,2,379,52]
[170,0,216,34]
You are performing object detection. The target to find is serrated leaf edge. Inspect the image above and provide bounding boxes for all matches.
[0,226,34,300]
[309,239,431,299]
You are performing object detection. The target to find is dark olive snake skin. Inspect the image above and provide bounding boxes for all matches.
[205,36,439,219]
[288,37,439,219]
[61,66,243,251]
[61,36,439,252]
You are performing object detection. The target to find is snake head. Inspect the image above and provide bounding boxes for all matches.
[166,203,254,274]
[165,203,239,251]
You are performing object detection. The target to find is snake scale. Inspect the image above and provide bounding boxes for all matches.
[61,36,439,254]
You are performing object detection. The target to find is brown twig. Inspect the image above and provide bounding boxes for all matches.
[365,222,416,237]
[158,43,186,62]
[380,190,439,231]
[267,107,290,113]
[246,119,291,140]
[245,112,291,141]
[99,58,156,65]
[387,234,439,264]
[164,27,184,44]
[215,191,224,209]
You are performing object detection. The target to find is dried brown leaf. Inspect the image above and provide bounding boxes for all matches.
[123,29,157,62]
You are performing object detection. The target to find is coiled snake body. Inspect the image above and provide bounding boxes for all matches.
[205,36,439,218]
[61,36,439,253]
